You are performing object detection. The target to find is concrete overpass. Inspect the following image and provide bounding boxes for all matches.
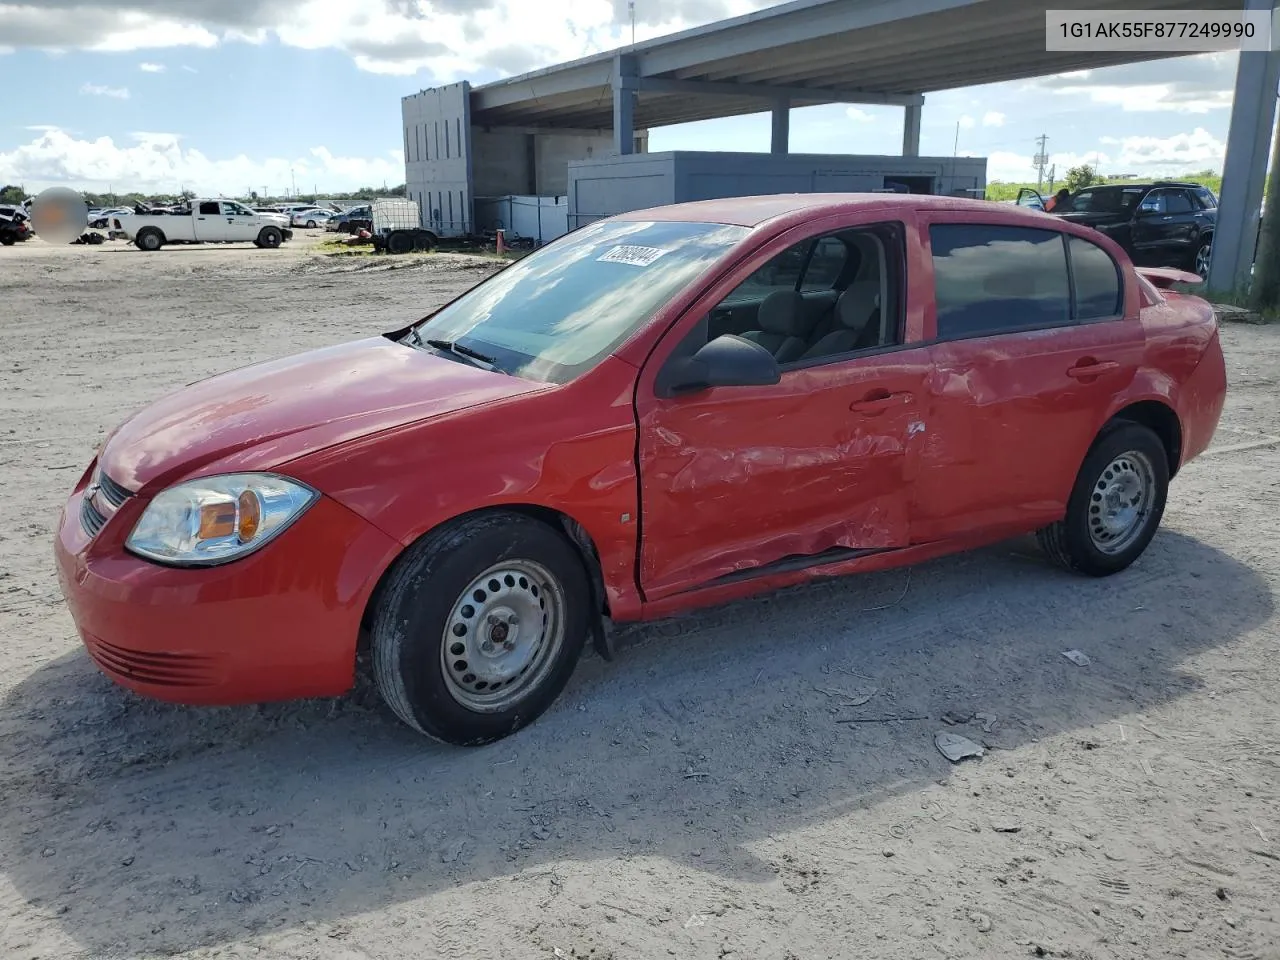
[414,0,1276,290]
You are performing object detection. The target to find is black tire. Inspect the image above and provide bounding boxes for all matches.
[0,234,14,247]
[258,226,282,249]
[1037,422,1169,577]
[306,219,317,229]
[413,232,437,252]
[1191,235,1213,278]
[371,511,592,745]
[135,228,163,251]
[386,231,414,255]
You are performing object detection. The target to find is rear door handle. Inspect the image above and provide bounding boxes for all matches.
[850,390,913,413]
[1067,360,1120,379]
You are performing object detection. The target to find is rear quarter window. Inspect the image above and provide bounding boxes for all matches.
[1068,236,1123,320]
[929,224,1071,339]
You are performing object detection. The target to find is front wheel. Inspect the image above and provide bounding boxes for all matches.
[371,512,591,745]
[1037,422,1169,577]
[257,226,282,249]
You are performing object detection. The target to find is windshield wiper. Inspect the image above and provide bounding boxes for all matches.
[423,337,501,372]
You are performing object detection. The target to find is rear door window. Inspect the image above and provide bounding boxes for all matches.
[198,201,220,215]
[929,224,1071,339]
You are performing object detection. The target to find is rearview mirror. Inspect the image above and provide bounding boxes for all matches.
[657,334,781,397]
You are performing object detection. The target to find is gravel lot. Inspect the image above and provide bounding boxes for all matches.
[1,232,1278,960]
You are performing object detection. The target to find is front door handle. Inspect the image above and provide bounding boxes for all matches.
[850,389,913,413]
[1067,360,1120,379]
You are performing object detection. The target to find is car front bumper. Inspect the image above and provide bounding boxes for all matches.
[54,470,400,705]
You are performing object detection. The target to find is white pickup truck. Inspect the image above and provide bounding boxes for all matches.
[111,200,293,251]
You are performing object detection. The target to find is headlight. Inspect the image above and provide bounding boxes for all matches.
[126,473,318,566]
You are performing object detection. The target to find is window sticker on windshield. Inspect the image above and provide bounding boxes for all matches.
[597,244,668,267]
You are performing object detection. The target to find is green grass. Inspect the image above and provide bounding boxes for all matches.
[984,173,1222,203]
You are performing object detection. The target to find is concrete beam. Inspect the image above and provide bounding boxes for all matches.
[903,103,922,157]
[1209,11,1279,295]
[612,54,637,156]
[622,74,923,106]
[771,96,789,155]
[472,62,613,112]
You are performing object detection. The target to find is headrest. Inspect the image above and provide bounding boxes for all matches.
[835,282,881,331]
[756,289,810,337]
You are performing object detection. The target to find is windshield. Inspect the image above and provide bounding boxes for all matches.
[1060,187,1144,214]
[408,219,749,384]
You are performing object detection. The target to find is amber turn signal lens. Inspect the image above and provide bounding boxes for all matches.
[237,490,261,542]
[198,501,237,539]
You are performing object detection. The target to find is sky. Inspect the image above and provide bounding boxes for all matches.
[0,0,1243,197]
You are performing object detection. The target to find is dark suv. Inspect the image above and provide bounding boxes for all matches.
[1018,182,1216,277]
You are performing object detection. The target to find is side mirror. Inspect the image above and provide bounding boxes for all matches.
[657,334,781,397]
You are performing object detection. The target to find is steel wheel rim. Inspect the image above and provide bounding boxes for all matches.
[1088,450,1155,555]
[440,559,565,713]
[1196,241,1211,276]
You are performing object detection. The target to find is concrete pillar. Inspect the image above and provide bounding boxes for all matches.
[1207,0,1279,294]
[771,96,790,154]
[612,54,637,156]
[903,102,922,157]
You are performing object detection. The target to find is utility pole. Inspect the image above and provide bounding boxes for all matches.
[1033,134,1049,191]
[628,1,636,45]
[1048,164,1056,193]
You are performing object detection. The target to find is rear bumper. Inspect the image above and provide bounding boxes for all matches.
[1178,327,1228,467]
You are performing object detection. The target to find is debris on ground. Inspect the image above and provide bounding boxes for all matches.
[1061,649,1092,667]
[968,910,993,933]
[941,710,975,726]
[935,732,985,762]
[975,713,998,733]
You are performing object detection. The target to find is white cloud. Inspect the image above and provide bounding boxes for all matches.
[958,114,976,129]
[0,0,785,78]
[139,61,166,72]
[181,64,198,73]
[0,126,403,196]
[79,83,130,99]
[981,111,1005,127]
[1101,127,1226,168]
[1052,82,1230,113]
[845,107,874,123]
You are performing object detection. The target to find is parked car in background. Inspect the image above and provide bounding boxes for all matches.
[332,205,372,234]
[0,205,32,245]
[1019,182,1217,277]
[291,208,334,228]
[55,194,1225,746]
[112,199,293,250]
[90,207,134,229]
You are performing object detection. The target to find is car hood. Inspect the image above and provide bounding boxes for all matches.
[99,336,548,492]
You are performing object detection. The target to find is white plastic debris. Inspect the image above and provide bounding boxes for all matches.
[935,732,985,762]
[1062,649,1092,667]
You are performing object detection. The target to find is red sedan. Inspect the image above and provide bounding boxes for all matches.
[54,194,1227,745]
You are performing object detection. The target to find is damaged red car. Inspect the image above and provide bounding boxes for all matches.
[54,194,1227,745]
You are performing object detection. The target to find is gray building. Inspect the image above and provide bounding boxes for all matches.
[402,81,648,238]
[567,151,988,228]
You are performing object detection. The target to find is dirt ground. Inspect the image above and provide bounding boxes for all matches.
[1,230,1278,960]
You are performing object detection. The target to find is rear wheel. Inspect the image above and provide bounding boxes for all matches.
[1037,422,1169,577]
[1193,235,1212,278]
[387,231,415,255]
[306,219,317,229]
[258,226,282,249]
[135,228,163,251]
[371,512,591,745]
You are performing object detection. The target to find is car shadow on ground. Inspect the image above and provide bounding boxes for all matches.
[0,529,1270,955]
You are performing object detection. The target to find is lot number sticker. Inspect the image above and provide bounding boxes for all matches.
[598,244,668,267]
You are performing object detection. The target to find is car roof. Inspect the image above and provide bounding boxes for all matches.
[610,193,1058,229]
